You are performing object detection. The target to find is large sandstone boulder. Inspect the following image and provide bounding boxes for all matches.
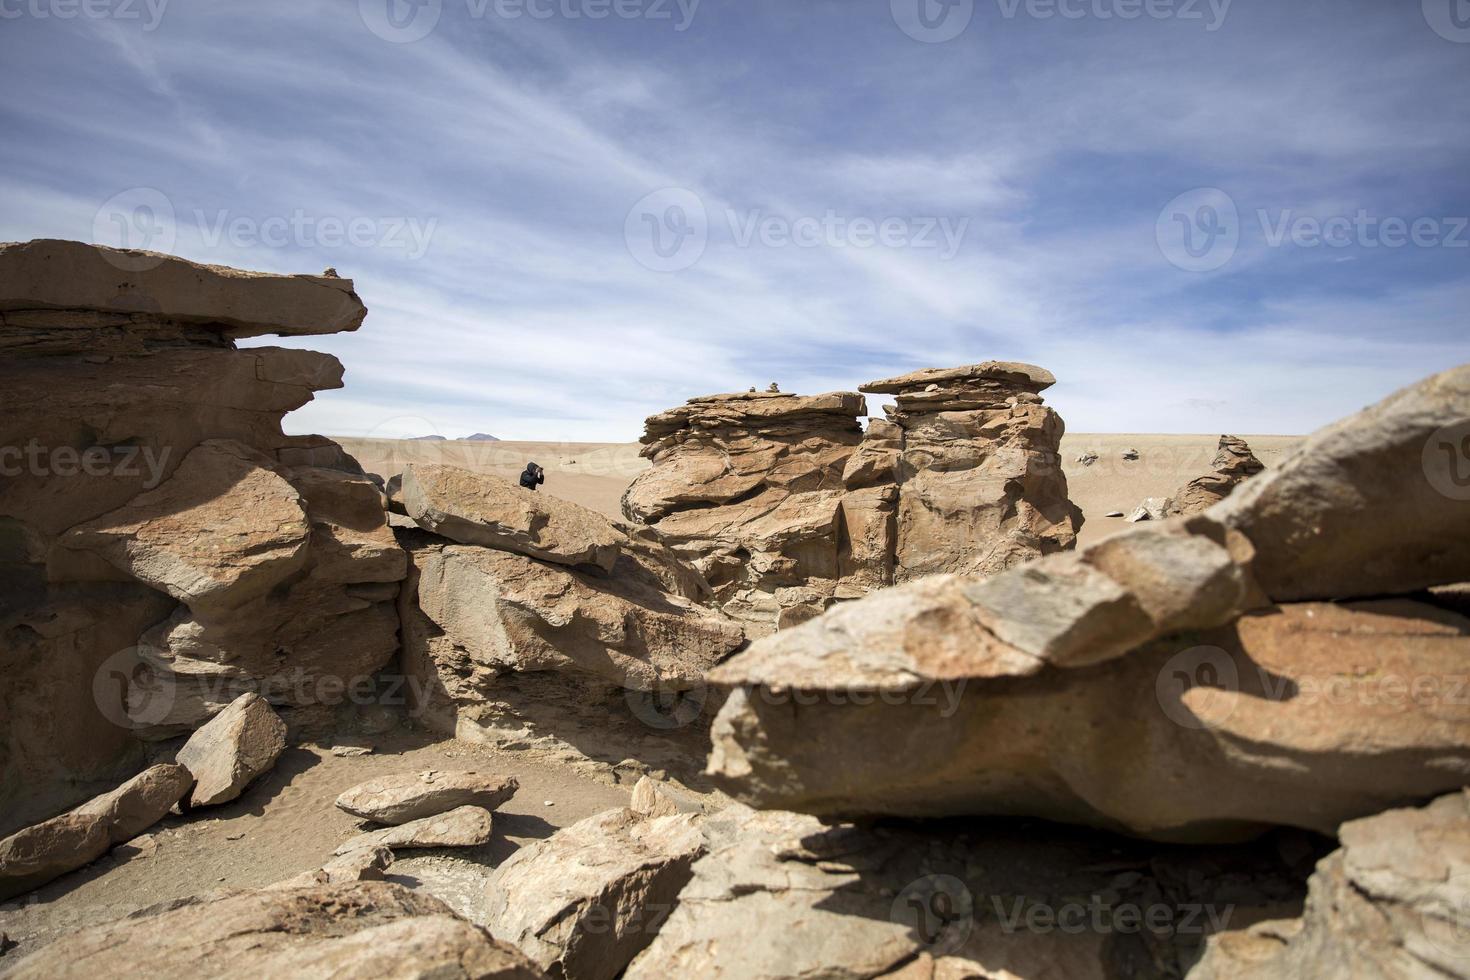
[335,771,518,824]
[73,763,193,843]
[1164,434,1265,517]
[402,464,623,572]
[485,807,706,980]
[176,692,287,807]
[0,241,405,823]
[708,598,1470,841]
[0,880,545,978]
[0,812,111,902]
[1212,362,1470,601]
[334,805,494,854]
[1192,790,1470,979]
[858,361,1082,582]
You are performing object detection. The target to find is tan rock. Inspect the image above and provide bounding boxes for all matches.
[629,776,706,818]
[708,600,1470,841]
[485,807,705,980]
[1212,362,1470,601]
[0,812,111,902]
[73,763,193,844]
[402,463,623,572]
[58,440,311,612]
[1164,434,1265,516]
[336,771,518,825]
[334,805,494,854]
[176,693,286,807]
[1192,790,1470,979]
[0,880,545,978]
[0,238,367,341]
[273,845,394,889]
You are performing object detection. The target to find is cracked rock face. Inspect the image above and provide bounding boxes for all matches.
[620,364,1081,633]
[0,240,404,830]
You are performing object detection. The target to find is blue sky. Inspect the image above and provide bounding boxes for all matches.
[2,0,1467,440]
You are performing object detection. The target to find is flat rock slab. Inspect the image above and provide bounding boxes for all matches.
[0,880,545,979]
[0,238,367,338]
[176,692,287,807]
[74,763,193,844]
[335,771,519,825]
[335,805,494,855]
[402,463,623,572]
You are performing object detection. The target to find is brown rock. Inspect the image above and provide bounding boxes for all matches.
[0,238,367,342]
[1164,434,1265,517]
[0,880,545,978]
[73,763,193,844]
[485,807,705,980]
[273,845,394,889]
[402,464,622,572]
[629,776,706,818]
[176,693,286,807]
[0,812,111,902]
[335,771,518,825]
[334,805,494,854]
[708,600,1470,841]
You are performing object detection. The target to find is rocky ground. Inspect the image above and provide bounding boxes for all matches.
[0,729,629,960]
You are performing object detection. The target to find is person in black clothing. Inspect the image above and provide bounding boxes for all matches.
[519,462,545,491]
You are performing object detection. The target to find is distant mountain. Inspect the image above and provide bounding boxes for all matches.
[464,433,501,441]
[408,435,447,441]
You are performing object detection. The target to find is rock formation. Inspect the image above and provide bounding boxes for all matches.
[335,804,495,854]
[0,880,546,978]
[335,771,519,824]
[396,464,745,776]
[705,365,1470,842]
[621,363,1080,632]
[1132,435,1265,522]
[0,239,405,832]
[175,692,287,807]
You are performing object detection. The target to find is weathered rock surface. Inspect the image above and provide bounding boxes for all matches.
[400,535,742,694]
[1165,435,1265,517]
[626,806,1308,979]
[1192,790,1470,979]
[0,238,366,342]
[485,807,705,980]
[709,599,1470,841]
[402,464,623,572]
[858,361,1081,582]
[273,845,395,889]
[334,805,494,854]
[335,771,518,825]
[0,813,111,902]
[630,776,706,818]
[621,365,1081,631]
[176,693,286,807]
[0,880,545,978]
[1213,362,1470,601]
[1,241,403,825]
[73,763,193,843]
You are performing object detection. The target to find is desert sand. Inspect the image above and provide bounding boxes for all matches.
[338,432,1305,548]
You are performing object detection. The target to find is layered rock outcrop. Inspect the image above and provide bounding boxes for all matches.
[0,240,404,832]
[621,363,1079,632]
[1166,435,1265,516]
[706,364,1470,842]
[397,465,745,776]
